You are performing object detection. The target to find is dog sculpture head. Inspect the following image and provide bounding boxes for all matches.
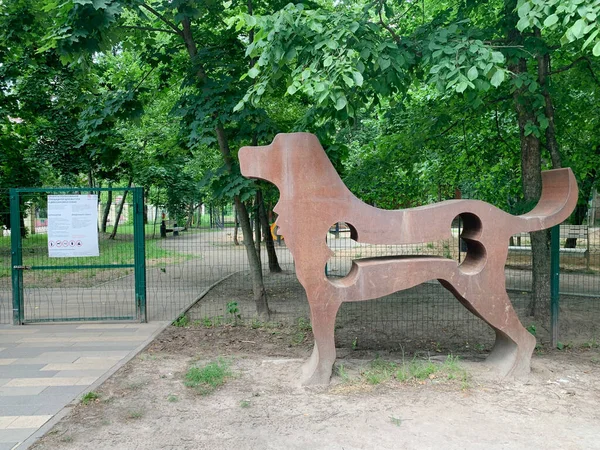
[239,133,339,198]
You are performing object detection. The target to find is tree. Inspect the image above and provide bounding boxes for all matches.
[40,0,309,318]
[236,0,599,319]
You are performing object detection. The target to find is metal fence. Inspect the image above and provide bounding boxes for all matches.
[1,189,598,352]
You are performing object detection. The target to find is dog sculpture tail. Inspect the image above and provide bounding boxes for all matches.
[513,168,578,234]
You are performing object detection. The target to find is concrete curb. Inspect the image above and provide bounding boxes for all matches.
[172,270,241,320]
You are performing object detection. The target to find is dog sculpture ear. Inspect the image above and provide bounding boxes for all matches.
[239,143,280,188]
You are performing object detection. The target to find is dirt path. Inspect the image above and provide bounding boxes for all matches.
[30,326,600,450]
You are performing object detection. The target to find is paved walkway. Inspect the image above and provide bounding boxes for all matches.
[0,322,167,450]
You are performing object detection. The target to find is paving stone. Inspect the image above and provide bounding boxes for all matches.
[6,415,52,429]
[74,356,123,364]
[52,370,106,379]
[0,348,57,359]
[15,343,74,349]
[31,403,65,415]
[39,386,87,397]
[77,324,128,329]
[0,366,58,379]
[10,351,126,364]
[73,342,144,348]
[5,377,84,388]
[0,417,16,429]
[0,428,35,444]
[0,387,47,397]
[0,405,43,416]
[0,441,19,450]
[41,362,116,371]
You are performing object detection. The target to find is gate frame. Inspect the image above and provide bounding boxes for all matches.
[10,187,146,324]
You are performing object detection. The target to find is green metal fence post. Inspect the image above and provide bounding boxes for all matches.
[9,189,23,325]
[133,187,147,322]
[550,225,560,348]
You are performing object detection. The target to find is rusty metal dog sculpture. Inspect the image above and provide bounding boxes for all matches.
[239,133,578,385]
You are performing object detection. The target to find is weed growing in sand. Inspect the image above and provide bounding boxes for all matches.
[389,416,402,427]
[336,364,350,382]
[126,410,144,420]
[240,399,251,408]
[81,391,101,405]
[296,317,312,332]
[167,394,179,402]
[227,302,241,324]
[185,358,232,395]
[292,331,306,345]
[172,314,190,327]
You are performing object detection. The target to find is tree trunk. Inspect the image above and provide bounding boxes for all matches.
[181,16,269,319]
[537,45,562,169]
[233,206,240,245]
[186,202,194,229]
[254,194,262,266]
[235,197,270,319]
[101,185,112,233]
[109,178,132,240]
[258,189,282,273]
[512,57,550,319]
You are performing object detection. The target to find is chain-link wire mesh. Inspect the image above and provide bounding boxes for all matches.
[6,189,141,323]
[0,189,11,324]
[2,192,598,351]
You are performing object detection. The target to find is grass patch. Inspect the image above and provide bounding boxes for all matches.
[362,358,398,385]
[0,229,196,282]
[80,391,101,405]
[351,355,469,388]
[184,358,232,395]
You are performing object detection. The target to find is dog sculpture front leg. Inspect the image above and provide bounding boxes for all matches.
[301,295,341,385]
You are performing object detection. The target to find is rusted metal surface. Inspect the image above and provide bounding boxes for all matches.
[240,133,578,385]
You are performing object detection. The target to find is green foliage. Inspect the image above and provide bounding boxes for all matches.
[516,0,600,55]
[226,301,241,322]
[172,314,190,327]
[234,3,510,117]
[81,391,101,405]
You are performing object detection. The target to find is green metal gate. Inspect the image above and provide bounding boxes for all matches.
[10,187,146,324]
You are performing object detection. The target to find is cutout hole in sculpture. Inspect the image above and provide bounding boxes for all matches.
[455,213,487,274]
[326,222,359,278]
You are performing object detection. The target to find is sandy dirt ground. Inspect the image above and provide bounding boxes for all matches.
[31,325,600,450]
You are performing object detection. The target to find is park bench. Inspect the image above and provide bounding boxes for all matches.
[508,224,590,266]
[160,221,185,238]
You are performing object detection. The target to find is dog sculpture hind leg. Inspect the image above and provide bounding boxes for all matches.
[239,133,578,386]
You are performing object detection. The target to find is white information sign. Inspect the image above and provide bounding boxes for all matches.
[47,195,99,258]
